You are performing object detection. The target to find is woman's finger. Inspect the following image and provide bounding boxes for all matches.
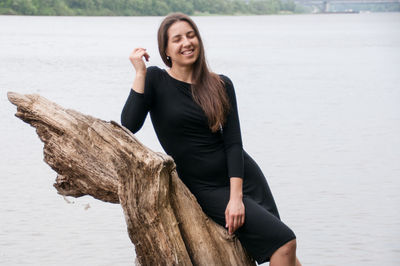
[130,48,147,59]
[234,215,238,232]
[229,215,234,234]
[143,52,150,62]
[136,51,150,62]
[132,49,146,59]
[130,48,142,57]
[132,47,146,53]
[238,214,243,227]
[225,209,229,229]
[232,215,238,234]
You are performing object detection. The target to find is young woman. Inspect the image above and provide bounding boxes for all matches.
[121,13,301,266]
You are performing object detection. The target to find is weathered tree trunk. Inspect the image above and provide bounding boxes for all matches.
[7,92,255,266]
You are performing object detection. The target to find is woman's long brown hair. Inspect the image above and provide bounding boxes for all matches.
[157,12,230,132]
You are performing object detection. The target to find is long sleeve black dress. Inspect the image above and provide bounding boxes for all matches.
[121,66,296,264]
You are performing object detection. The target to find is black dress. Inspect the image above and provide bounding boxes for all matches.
[121,66,296,264]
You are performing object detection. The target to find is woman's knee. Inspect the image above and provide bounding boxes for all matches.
[274,239,297,257]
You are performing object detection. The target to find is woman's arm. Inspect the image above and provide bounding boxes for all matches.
[121,48,152,133]
[220,75,245,235]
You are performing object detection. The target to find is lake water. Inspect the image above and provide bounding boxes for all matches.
[1,13,399,265]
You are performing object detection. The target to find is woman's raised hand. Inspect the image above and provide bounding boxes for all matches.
[129,48,150,75]
[129,48,149,94]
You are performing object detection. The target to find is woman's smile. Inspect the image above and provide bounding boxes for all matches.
[181,49,194,56]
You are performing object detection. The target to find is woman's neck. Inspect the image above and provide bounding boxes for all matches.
[168,65,194,84]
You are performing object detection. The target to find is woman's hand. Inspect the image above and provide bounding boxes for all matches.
[129,47,150,75]
[225,197,245,235]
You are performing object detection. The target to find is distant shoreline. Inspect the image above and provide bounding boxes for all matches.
[0,12,302,17]
[0,0,305,17]
[1,0,397,16]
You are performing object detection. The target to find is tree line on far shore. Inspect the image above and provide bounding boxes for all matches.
[0,0,307,16]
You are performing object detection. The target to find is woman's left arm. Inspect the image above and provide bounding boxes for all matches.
[220,75,245,235]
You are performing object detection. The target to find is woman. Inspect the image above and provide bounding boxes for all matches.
[121,13,301,266]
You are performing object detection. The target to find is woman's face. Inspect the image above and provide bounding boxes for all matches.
[165,21,200,68]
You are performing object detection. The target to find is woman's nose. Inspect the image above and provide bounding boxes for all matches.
[182,36,191,46]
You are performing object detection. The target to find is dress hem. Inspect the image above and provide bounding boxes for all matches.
[254,235,297,264]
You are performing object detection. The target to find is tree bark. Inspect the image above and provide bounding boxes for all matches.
[7,92,255,266]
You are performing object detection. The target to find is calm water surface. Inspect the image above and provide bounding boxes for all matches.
[1,13,399,265]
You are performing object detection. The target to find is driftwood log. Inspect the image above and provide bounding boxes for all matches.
[7,92,255,266]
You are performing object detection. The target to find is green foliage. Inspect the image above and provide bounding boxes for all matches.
[280,0,296,12]
[248,0,280,14]
[10,0,37,15]
[166,0,194,15]
[0,0,308,16]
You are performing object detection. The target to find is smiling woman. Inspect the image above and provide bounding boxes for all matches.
[121,12,301,265]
